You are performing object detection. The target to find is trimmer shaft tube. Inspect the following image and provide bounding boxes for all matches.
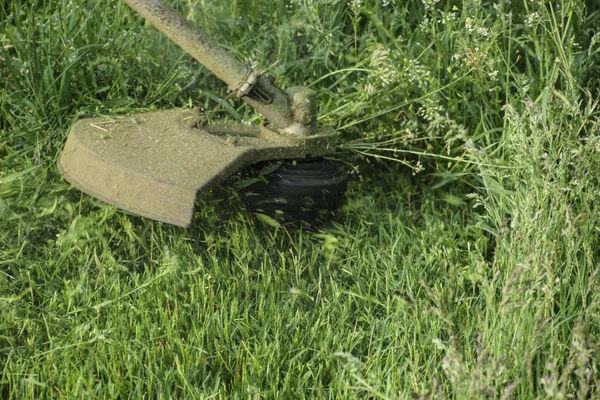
[123,0,297,131]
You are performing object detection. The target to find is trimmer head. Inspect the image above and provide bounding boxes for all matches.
[58,108,336,227]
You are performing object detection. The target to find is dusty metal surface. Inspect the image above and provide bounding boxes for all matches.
[57,109,336,227]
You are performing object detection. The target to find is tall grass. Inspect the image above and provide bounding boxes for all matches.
[2,0,600,398]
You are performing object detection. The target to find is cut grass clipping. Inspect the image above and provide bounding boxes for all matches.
[2,0,600,398]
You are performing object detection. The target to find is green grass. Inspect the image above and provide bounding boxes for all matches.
[2,0,600,398]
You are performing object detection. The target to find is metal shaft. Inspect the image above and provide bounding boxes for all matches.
[122,0,296,130]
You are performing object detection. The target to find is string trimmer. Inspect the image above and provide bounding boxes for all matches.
[58,0,348,227]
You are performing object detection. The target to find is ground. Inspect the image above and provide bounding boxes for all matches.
[1,0,600,398]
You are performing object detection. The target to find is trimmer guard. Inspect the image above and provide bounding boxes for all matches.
[57,109,336,227]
